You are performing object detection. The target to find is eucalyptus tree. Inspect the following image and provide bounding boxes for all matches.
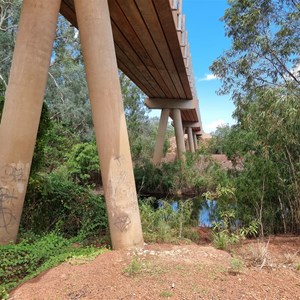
[209,0,300,234]
[45,16,93,141]
[0,0,21,96]
[211,0,300,104]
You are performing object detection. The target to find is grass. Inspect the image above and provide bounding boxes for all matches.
[123,256,143,276]
[159,291,173,297]
[139,198,198,244]
[229,257,244,274]
[0,233,106,298]
[283,251,299,265]
[248,239,270,268]
[123,255,168,278]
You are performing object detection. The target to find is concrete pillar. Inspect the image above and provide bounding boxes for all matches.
[193,133,198,150]
[0,0,61,245]
[74,0,143,250]
[152,109,170,165]
[173,109,186,160]
[187,127,195,153]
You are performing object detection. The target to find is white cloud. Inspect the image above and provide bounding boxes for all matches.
[291,62,300,79]
[205,119,226,132]
[74,29,79,39]
[198,74,219,81]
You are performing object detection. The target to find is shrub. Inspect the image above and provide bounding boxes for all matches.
[211,209,258,250]
[139,198,196,243]
[65,141,100,186]
[0,233,105,294]
[22,167,108,241]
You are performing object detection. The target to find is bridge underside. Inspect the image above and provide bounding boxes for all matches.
[0,0,203,248]
[60,0,201,125]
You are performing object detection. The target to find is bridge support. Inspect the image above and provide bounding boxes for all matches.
[74,0,143,250]
[173,109,186,160]
[193,133,198,150]
[0,0,61,244]
[187,127,195,153]
[152,109,170,165]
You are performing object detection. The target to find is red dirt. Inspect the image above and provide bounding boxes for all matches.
[9,236,300,300]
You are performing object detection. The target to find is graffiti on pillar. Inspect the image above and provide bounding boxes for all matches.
[113,214,131,232]
[1,163,29,193]
[0,187,17,232]
[106,155,139,232]
[0,162,30,232]
[2,165,26,182]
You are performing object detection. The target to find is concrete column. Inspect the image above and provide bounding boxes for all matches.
[187,127,195,153]
[74,0,143,250]
[193,133,198,150]
[152,109,170,165]
[0,0,61,245]
[173,109,186,160]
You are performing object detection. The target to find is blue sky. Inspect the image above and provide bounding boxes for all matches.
[149,0,236,133]
[183,0,236,133]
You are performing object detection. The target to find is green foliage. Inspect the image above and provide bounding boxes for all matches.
[229,257,244,274]
[65,141,100,186]
[140,198,196,243]
[123,256,143,276]
[211,209,258,250]
[135,152,227,197]
[30,103,52,174]
[159,291,173,298]
[0,233,105,294]
[120,72,158,162]
[207,86,300,235]
[43,122,80,171]
[45,16,93,141]
[22,168,108,240]
[0,95,4,119]
[211,0,300,101]
[0,1,22,97]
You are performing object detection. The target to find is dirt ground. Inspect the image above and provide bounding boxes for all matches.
[9,235,300,300]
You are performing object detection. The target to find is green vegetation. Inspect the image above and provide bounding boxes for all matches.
[207,0,300,236]
[140,198,199,243]
[123,256,143,276]
[0,233,105,298]
[229,257,244,274]
[210,209,258,250]
[135,151,225,196]
[159,291,173,298]
[1,0,300,296]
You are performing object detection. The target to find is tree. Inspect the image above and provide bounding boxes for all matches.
[210,0,300,104]
[45,16,93,141]
[120,72,158,161]
[215,87,300,234]
[0,0,21,96]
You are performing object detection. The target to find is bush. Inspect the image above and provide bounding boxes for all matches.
[134,152,228,197]
[0,233,105,295]
[211,209,258,250]
[140,198,196,243]
[22,167,108,241]
[65,141,100,186]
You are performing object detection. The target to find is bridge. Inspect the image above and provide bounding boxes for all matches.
[0,0,203,249]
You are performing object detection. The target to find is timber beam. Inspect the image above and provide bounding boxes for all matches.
[182,121,201,129]
[144,97,195,109]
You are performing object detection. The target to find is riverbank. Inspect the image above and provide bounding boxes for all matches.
[9,235,300,300]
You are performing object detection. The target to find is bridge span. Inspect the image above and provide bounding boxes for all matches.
[0,0,203,249]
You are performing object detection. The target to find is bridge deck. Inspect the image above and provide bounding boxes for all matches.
[60,0,201,130]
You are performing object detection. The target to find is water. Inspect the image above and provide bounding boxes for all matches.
[198,200,216,227]
[171,199,217,227]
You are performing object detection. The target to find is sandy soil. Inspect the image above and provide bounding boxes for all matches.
[9,235,300,300]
